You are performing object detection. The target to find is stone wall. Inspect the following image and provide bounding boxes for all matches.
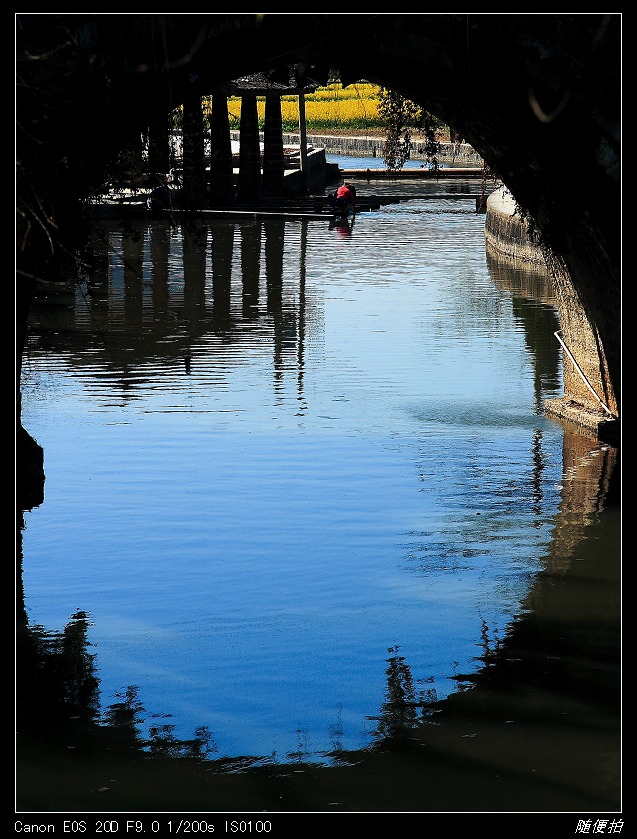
[298,135,483,167]
[484,187,548,268]
[230,131,484,166]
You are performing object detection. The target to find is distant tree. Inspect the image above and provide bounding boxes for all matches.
[378,88,444,171]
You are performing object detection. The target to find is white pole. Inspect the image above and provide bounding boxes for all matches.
[553,331,616,418]
[298,89,308,195]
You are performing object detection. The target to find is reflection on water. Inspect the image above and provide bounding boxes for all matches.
[17,188,620,812]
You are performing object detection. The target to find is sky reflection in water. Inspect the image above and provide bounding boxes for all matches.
[21,192,566,763]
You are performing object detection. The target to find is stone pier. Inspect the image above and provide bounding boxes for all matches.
[485,187,619,443]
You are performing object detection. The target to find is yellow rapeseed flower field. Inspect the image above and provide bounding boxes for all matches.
[220,82,384,132]
[196,82,449,137]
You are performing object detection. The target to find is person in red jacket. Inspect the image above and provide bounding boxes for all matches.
[330,181,356,216]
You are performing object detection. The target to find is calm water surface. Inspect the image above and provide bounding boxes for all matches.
[17,180,621,815]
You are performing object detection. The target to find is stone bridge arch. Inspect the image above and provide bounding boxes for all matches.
[16,14,621,443]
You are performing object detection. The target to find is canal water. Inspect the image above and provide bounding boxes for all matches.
[17,177,621,818]
[324,150,467,169]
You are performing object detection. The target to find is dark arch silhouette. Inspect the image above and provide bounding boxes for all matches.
[16,14,621,444]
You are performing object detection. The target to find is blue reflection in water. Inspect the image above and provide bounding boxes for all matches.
[21,192,565,763]
[326,152,431,169]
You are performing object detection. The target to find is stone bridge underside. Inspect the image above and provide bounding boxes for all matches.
[16,14,621,439]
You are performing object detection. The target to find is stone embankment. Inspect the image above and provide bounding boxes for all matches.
[229,131,484,167]
[484,186,548,269]
[286,133,484,167]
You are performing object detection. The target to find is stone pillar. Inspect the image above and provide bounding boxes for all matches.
[237,94,261,202]
[182,90,208,209]
[208,90,235,207]
[262,94,285,196]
